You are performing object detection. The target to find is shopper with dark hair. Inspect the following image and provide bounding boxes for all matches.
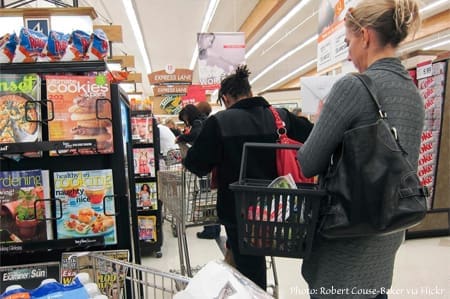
[297,0,423,298]
[183,65,313,289]
[176,104,206,145]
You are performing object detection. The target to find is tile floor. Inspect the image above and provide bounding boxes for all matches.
[141,223,450,298]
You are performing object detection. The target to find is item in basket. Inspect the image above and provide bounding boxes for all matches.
[44,30,70,61]
[46,75,113,155]
[0,262,60,293]
[86,29,109,60]
[0,33,18,63]
[13,28,47,63]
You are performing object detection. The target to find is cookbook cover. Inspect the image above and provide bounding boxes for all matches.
[135,181,157,210]
[0,169,52,244]
[0,73,41,157]
[133,148,155,177]
[137,215,157,242]
[61,250,129,298]
[53,169,117,245]
[46,75,113,156]
[131,116,153,143]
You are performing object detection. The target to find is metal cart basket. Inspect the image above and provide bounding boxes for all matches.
[73,252,190,299]
[157,167,218,277]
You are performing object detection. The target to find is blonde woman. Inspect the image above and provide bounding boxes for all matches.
[298,0,423,298]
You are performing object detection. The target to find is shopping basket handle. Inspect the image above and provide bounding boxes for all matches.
[239,142,301,184]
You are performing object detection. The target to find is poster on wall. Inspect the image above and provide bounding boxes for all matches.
[317,0,359,72]
[197,32,245,90]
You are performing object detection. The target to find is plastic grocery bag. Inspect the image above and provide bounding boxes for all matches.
[174,260,273,299]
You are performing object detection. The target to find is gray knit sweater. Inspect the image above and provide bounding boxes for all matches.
[298,58,424,299]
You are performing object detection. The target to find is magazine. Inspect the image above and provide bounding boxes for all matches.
[60,250,129,298]
[268,173,297,189]
[131,116,153,143]
[137,215,157,242]
[0,261,60,292]
[0,73,42,158]
[133,148,155,176]
[135,182,157,210]
[0,169,52,244]
[46,75,113,156]
[53,169,117,245]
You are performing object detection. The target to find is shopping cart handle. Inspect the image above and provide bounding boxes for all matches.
[238,142,301,183]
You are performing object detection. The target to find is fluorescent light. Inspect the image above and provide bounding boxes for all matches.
[189,0,221,70]
[423,39,450,50]
[246,0,314,59]
[420,0,449,14]
[260,59,317,93]
[122,0,152,74]
[250,34,317,85]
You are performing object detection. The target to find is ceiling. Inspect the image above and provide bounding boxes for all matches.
[4,0,450,99]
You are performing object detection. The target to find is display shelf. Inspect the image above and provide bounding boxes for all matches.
[406,57,450,239]
[0,61,106,74]
[0,139,97,155]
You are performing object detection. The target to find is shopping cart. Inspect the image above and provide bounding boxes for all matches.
[157,167,218,277]
[71,252,190,299]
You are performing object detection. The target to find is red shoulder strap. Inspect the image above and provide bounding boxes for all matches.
[268,106,285,130]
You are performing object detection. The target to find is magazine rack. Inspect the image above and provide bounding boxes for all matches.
[0,62,137,272]
[229,142,326,258]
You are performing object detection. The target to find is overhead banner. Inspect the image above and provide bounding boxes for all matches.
[317,0,359,72]
[197,32,245,89]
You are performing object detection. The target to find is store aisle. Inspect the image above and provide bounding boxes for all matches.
[141,223,450,298]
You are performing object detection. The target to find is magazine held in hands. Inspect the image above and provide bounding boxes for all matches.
[53,169,117,245]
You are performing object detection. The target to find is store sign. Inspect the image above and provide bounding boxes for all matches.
[181,85,207,105]
[197,32,245,89]
[148,69,193,85]
[152,85,189,96]
[24,17,50,36]
[416,60,433,80]
[317,0,360,72]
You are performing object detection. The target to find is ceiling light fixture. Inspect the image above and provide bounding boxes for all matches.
[422,38,450,50]
[419,0,449,14]
[246,0,314,59]
[122,0,152,74]
[260,59,317,94]
[250,34,317,85]
[189,0,221,70]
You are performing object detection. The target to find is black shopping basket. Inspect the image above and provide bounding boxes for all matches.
[229,142,326,259]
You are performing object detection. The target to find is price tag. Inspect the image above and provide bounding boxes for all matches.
[416,60,433,80]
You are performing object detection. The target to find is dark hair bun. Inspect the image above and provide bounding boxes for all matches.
[235,65,251,79]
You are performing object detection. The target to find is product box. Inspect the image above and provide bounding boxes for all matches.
[53,169,117,245]
[46,75,113,156]
[61,250,129,298]
[131,116,153,143]
[0,169,52,244]
[0,73,42,157]
[0,262,60,292]
[133,148,155,177]
[135,181,157,210]
[137,215,157,242]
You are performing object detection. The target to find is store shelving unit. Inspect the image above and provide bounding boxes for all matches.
[0,61,140,277]
[407,57,450,239]
[129,109,163,257]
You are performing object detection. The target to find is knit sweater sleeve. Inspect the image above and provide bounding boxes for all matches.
[298,74,365,177]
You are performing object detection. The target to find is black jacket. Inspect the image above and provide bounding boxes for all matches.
[183,97,313,225]
[177,114,207,144]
